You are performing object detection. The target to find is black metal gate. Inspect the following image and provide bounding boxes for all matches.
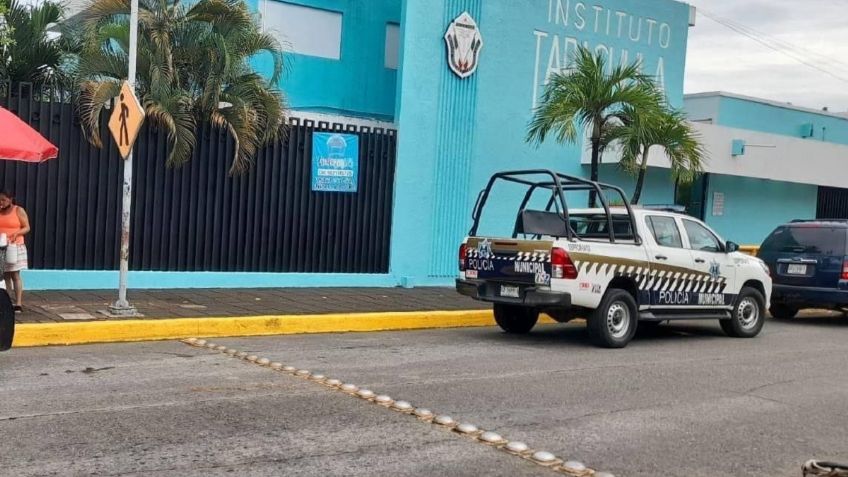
[0,82,397,273]
[817,186,848,220]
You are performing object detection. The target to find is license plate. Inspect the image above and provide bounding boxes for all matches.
[500,285,520,298]
[787,264,807,275]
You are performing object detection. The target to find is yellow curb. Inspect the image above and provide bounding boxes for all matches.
[12,310,559,348]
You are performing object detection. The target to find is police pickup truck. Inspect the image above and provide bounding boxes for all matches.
[456,170,772,348]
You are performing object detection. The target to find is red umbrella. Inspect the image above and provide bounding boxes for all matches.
[0,106,59,162]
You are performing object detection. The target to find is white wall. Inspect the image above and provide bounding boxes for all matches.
[585,122,848,189]
[683,95,720,124]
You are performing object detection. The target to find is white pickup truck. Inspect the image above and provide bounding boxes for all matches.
[456,170,772,348]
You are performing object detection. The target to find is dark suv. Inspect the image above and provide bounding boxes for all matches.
[758,220,848,318]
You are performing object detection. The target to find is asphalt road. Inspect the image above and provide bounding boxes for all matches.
[2,316,847,477]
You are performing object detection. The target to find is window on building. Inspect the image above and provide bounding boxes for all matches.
[264,2,342,60]
[385,23,400,69]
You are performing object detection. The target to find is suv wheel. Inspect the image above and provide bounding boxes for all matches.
[721,287,765,338]
[588,289,638,348]
[769,304,799,320]
[493,304,539,334]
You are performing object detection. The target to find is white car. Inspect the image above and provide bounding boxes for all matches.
[456,170,772,348]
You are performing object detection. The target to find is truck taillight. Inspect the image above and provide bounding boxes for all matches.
[842,260,848,280]
[459,244,467,272]
[551,247,578,279]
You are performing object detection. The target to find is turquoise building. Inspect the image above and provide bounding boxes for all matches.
[254,0,848,262]
[25,0,848,290]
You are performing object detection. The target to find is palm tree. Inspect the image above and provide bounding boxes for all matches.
[0,0,76,89]
[526,46,663,207]
[76,0,286,173]
[607,106,705,205]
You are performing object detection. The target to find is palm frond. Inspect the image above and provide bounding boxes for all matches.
[77,79,122,147]
[144,92,197,166]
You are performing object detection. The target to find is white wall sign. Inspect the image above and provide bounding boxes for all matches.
[444,12,483,79]
[712,192,725,217]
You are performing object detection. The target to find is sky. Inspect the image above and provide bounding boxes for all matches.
[685,0,848,113]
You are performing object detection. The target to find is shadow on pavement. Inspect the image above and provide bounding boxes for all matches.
[770,314,848,328]
[480,320,732,349]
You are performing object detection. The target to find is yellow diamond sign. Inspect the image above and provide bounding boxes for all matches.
[108,81,145,160]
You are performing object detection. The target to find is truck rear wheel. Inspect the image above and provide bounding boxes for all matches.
[588,289,638,349]
[721,287,765,338]
[493,304,539,334]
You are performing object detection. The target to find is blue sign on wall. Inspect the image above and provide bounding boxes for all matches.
[311,132,360,192]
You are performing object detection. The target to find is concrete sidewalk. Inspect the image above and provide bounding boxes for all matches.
[18,287,488,324]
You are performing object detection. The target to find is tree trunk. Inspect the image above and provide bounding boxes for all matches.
[631,146,650,205]
[588,138,601,208]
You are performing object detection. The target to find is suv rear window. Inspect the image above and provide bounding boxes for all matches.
[760,226,847,255]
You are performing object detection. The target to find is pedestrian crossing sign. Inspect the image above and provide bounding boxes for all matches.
[108,81,145,160]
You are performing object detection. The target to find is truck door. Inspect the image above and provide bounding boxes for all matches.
[680,218,736,309]
[643,215,694,308]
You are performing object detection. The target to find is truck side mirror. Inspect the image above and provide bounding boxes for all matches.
[726,241,740,253]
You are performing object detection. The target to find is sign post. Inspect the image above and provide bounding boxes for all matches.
[108,0,143,316]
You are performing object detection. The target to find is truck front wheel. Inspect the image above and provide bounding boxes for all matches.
[721,287,765,338]
[493,304,539,334]
[588,289,638,349]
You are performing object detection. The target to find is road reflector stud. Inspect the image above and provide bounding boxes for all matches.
[310,374,326,382]
[184,338,198,344]
[270,362,283,370]
[455,423,480,435]
[325,379,342,387]
[195,339,207,346]
[340,384,359,393]
[205,343,217,349]
[236,352,248,358]
[215,345,227,351]
[295,369,311,377]
[356,389,375,400]
[391,401,413,412]
[594,472,615,477]
[375,395,393,406]
[434,415,456,427]
[246,355,259,362]
[414,408,434,420]
[479,432,506,445]
[283,366,296,373]
[505,441,529,455]
[257,358,271,366]
[531,451,560,466]
[562,461,587,474]
[225,349,238,355]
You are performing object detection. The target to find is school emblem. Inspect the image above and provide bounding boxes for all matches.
[444,12,483,79]
[477,238,493,259]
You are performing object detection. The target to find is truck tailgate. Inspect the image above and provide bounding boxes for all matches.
[463,238,553,285]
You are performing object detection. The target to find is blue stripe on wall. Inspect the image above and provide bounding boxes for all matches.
[428,0,483,277]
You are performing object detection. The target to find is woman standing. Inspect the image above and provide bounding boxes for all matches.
[0,191,30,312]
